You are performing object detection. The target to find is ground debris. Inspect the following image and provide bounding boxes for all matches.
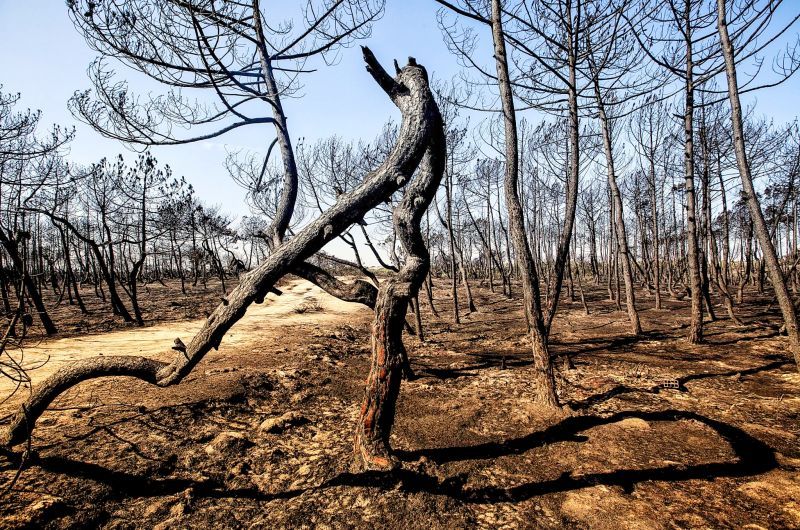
[257,411,309,434]
[204,431,254,456]
[2,280,799,529]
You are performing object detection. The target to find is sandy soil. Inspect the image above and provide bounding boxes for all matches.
[1,279,799,529]
[0,279,366,404]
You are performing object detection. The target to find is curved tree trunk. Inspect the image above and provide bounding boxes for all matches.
[355,60,445,469]
[3,49,442,448]
[252,0,298,249]
[34,212,134,323]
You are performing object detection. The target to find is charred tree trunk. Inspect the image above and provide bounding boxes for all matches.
[59,226,86,314]
[490,0,559,407]
[649,157,662,309]
[446,199,460,324]
[684,4,704,344]
[252,0,299,249]
[455,219,477,313]
[717,0,800,368]
[354,59,445,470]
[32,211,134,322]
[3,50,444,451]
[593,77,642,335]
[545,6,581,336]
[0,229,57,335]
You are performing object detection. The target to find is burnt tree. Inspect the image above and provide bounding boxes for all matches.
[2,51,444,469]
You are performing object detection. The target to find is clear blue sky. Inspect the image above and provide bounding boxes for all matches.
[0,0,798,218]
[0,0,467,214]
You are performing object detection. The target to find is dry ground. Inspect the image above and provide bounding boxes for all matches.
[1,277,799,529]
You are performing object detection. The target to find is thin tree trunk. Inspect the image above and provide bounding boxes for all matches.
[593,77,642,335]
[683,3,704,343]
[0,230,57,335]
[446,173,460,324]
[490,0,559,407]
[717,0,800,368]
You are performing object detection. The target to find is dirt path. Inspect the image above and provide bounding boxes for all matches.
[1,279,367,404]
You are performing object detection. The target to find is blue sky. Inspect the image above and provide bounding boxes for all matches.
[0,0,470,215]
[0,0,798,219]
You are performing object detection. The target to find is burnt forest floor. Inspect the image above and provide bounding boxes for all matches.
[1,278,799,529]
[34,277,250,338]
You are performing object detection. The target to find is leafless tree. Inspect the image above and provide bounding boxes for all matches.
[67,0,384,249]
[716,0,800,368]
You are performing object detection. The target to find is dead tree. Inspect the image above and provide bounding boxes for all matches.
[115,153,184,324]
[629,0,722,343]
[679,1,707,344]
[354,64,445,467]
[433,80,475,323]
[716,0,800,369]
[438,0,600,367]
[0,91,72,335]
[2,51,444,459]
[489,0,559,406]
[586,46,642,333]
[630,97,672,310]
[584,0,661,334]
[68,0,384,252]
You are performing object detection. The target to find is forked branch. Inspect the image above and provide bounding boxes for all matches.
[2,48,441,448]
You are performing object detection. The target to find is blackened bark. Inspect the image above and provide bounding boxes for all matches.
[545,6,581,335]
[59,226,86,314]
[648,155,662,310]
[3,356,167,446]
[3,49,442,448]
[684,3,704,344]
[252,0,299,249]
[0,230,57,335]
[490,0,559,407]
[717,0,800,368]
[293,262,377,308]
[30,210,134,322]
[354,65,445,468]
[593,77,642,335]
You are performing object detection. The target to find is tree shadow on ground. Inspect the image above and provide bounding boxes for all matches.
[561,330,670,358]
[329,409,777,503]
[11,452,304,503]
[4,408,778,507]
[567,357,793,410]
[415,352,532,379]
[702,330,782,346]
[679,358,792,385]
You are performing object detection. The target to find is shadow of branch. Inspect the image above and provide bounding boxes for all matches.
[325,409,776,503]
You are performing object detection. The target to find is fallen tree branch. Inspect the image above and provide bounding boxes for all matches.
[293,261,377,308]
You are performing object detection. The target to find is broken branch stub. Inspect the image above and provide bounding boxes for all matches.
[2,50,441,448]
